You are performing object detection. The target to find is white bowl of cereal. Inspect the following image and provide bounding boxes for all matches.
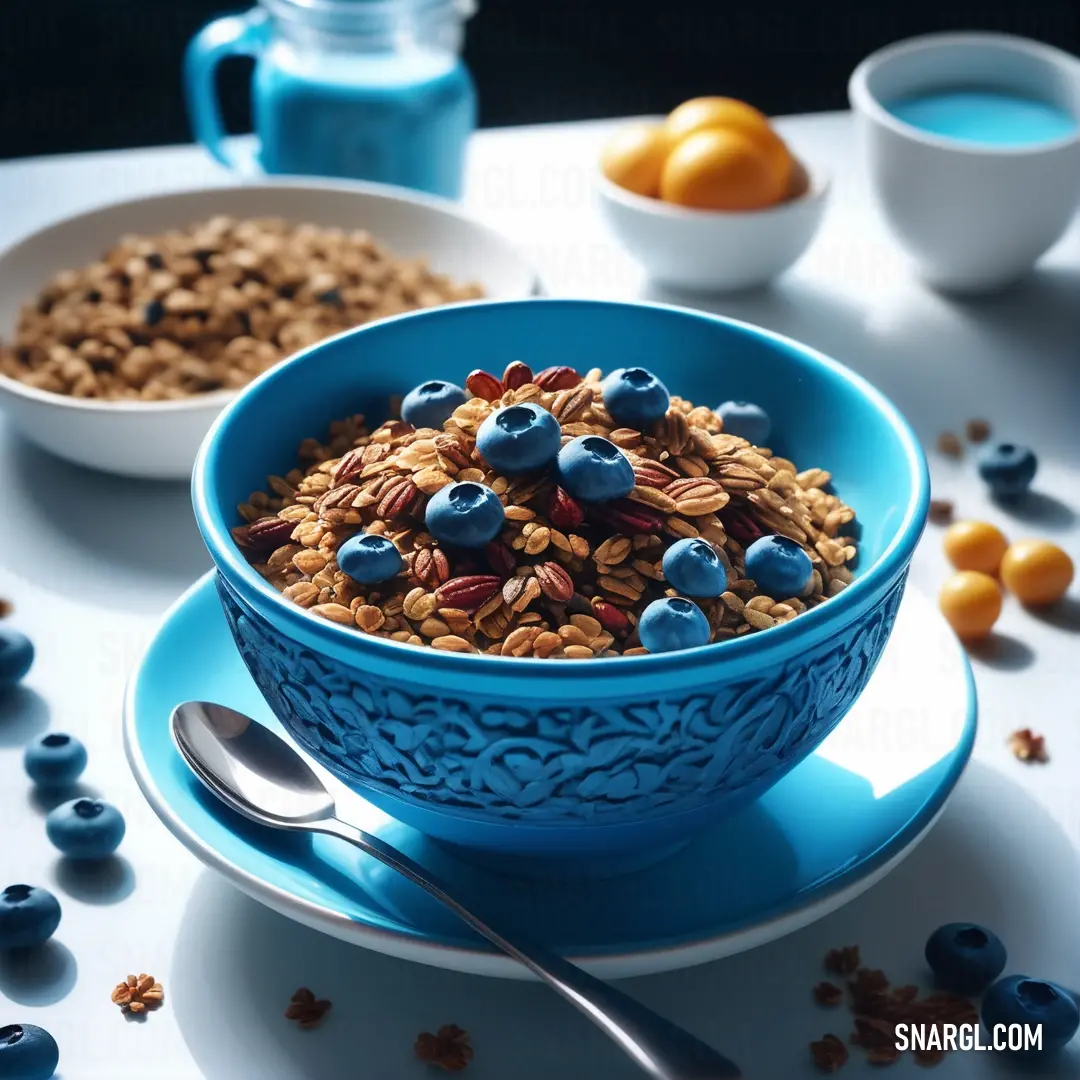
[0,180,540,480]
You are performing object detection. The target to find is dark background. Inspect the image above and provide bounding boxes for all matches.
[2,0,1078,160]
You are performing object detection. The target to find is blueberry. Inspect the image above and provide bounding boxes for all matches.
[46,798,125,860]
[662,538,729,598]
[476,404,561,474]
[982,976,1079,1054]
[925,923,1007,994]
[744,534,815,598]
[0,1023,59,1080]
[425,482,505,548]
[0,885,61,950]
[638,597,711,653]
[336,533,403,585]
[716,400,771,445]
[601,368,671,428]
[978,443,1038,499]
[23,733,88,788]
[401,381,468,430]
[557,436,635,503]
[0,628,34,688]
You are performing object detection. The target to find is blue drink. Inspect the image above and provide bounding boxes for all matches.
[887,89,1077,148]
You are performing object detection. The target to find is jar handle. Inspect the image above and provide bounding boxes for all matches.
[184,8,269,172]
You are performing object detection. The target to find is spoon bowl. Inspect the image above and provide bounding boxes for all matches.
[172,701,334,826]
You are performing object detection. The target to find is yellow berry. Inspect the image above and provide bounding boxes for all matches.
[939,570,1002,639]
[660,129,783,211]
[943,520,1008,574]
[600,123,669,198]
[1000,539,1074,606]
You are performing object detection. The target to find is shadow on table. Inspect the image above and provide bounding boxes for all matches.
[0,428,210,614]
[166,759,1080,1080]
[1025,595,1080,635]
[0,939,77,1005]
[963,632,1037,673]
[0,685,49,746]
[52,853,136,905]
[645,264,1080,465]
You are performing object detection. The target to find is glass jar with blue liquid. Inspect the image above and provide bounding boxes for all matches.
[185,0,477,198]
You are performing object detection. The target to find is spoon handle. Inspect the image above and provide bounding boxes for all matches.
[319,817,741,1080]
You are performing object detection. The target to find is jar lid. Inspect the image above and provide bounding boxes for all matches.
[261,0,475,34]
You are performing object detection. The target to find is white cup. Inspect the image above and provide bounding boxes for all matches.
[849,32,1080,292]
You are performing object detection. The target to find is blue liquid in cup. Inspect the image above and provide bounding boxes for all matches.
[886,88,1078,148]
[254,47,476,197]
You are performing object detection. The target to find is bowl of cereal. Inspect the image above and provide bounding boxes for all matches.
[192,298,928,877]
[0,181,539,480]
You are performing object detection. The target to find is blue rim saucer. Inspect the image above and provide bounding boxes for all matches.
[124,573,975,980]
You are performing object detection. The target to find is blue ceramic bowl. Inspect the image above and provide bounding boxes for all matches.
[192,299,928,874]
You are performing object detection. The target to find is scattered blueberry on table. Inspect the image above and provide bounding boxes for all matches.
[557,436,635,502]
[744,534,814,598]
[600,367,670,428]
[638,597,711,653]
[476,403,562,473]
[45,798,126,860]
[0,885,61,950]
[23,733,88,788]
[0,1024,59,1080]
[401,381,469,430]
[0,627,34,688]
[977,442,1038,499]
[336,534,403,585]
[981,976,1079,1054]
[924,922,1006,994]
[425,482,506,548]
[662,538,729,597]
[716,400,771,445]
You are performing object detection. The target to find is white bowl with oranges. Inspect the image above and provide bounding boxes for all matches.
[596,97,829,291]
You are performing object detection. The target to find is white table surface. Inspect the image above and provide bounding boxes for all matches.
[1,114,1079,1079]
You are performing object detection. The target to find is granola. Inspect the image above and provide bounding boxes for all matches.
[284,987,332,1028]
[414,1024,473,1071]
[0,217,482,401]
[110,973,164,1015]
[235,363,859,657]
[815,947,978,1069]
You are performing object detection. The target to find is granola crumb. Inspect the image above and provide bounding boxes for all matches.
[414,1024,473,1071]
[110,973,164,1014]
[813,981,845,1007]
[1008,728,1048,763]
[824,946,861,976]
[936,432,963,457]
[0,598,12,618]
[810,1033,849,1073]
[965,419,991,443]
[284,987,332,1028]
[928,499,954,525]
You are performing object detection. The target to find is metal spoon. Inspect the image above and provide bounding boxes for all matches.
[172,701,742,1080]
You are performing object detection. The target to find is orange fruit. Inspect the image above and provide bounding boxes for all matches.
[939,571,1002,639]
[600,123,669,198]
[943,520,1009,575]
[664,96,793,196]
[1000,539,1074,605]
[786,156,810,200]
[660,129,782,211]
